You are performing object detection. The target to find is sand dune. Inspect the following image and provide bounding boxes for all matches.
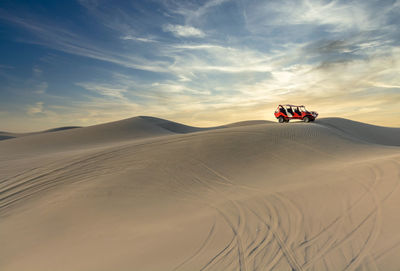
[0,117,399,271]
[0,127,81,142]
[0,117,275,155]
[317,118,400,146]
[0,117,173,154]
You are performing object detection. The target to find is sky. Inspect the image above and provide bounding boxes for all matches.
[0,0,399,132]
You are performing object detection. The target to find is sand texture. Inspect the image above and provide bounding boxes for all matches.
[1,116,400,271]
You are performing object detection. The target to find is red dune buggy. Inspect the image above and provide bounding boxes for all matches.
[274,104,318,123]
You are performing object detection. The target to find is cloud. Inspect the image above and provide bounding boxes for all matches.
[34,82,48,94]
[163,24,205,37]
[27,102,44,115]
[163,0,233,25]
[76,82,128,99]
[286,0,372,32]
[242,0,400,52]
[0,11,170,73]
[32,65,42,77]
[121,35,157,43]
[164,42,275,74]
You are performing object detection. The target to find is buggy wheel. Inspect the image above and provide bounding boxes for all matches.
[278,116,284,123]
[285,119,290,123]
[303,116,310,123]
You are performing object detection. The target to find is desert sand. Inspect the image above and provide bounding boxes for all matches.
[0,116,399,271]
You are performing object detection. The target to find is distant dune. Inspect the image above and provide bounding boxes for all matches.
[0,117,399,270]
[0,126,81,142]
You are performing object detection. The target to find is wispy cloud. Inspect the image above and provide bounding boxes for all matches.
[163,0,233,24]
[76,82,128,100]
[32,65,42,77]
[27,102,44,115]
[0,11,169,73]
[34,82,48,94]
[163,24,205,38]
[121,35,157,43]
[244,1,359,32]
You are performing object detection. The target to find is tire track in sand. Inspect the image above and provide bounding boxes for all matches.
[342,163,382,271]
[194,160,248,271]
[172,216,216,271]
[248,196,304,271]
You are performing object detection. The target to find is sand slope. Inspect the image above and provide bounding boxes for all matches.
[0,127,81,142]
[0,117,399,271]
[317,118,400,146]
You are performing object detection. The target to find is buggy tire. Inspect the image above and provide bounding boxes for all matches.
[278,116,285,123]
[303,116,310,123]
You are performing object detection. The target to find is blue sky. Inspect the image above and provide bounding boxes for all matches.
[0,0,399,131]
